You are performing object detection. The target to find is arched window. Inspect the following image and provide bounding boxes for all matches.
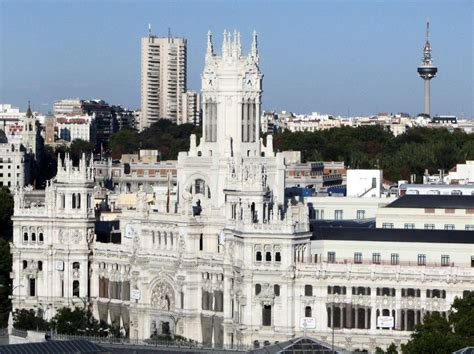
[73,262,80,270]
[22,260,28,269]
[195,179,205,195]
[275,252,281,262]
[31,233,36,242]
[38,261,43,271]
[265,251,272,262]
[256,251,262,262]
[39,233,44,242]
[274,284,280,296]
[305,306,312,317]
[23,232,28,241]
[61,194,65,209]
[304,284,313,296]
[255,284,261,295]
[77,193,81,209]
[73,280,80,297]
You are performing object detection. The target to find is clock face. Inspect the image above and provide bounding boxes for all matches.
[206,73,217,89]
[244,74,254,89]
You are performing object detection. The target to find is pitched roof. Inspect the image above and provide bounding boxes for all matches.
[0,340,110,354]
[311,226,474,244]
[386,195,474,209]
[247,336,347,354]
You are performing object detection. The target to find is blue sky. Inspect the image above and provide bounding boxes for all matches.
[0,0,472,117]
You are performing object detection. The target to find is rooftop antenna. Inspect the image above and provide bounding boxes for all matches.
[148,23,152,37]
[168,27,171,42]
[426,19,430,42]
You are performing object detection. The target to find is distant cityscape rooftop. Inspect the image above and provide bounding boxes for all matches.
[311,227,474,244]
[386,195,474,209]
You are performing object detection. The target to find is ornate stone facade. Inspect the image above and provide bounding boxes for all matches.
[10,31,474,353]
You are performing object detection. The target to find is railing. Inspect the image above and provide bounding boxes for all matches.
[50,332,251,352]
[11,328,28,338]
[296,257,463,268]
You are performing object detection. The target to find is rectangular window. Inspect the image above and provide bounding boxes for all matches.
[262,305,272,326]
[424,224,435,230]
[334,210,343,220]
[466,225,474,231]
[356,210,365,220]
[444,224,455,230]
[404,223,415,229]
[354,252,362,264]
[372,253,381,264]
[382,223,394,229]
[471,256,474,268]
[29,278,36,297]
[320,210,324,220]
[418,254,426,266]
[441,255,450,266]
[391,253,399,265]
[328,252,336,263]
[424,208,435,213]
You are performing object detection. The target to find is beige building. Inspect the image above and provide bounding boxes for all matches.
[140,33,187,128]
[180,90,201,126]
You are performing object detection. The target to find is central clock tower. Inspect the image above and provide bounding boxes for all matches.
[201,30,262,157]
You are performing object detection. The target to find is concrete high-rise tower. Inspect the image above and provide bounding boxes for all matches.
[140,26,187,129]
[417,21,438,116]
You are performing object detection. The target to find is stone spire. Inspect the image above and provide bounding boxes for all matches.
[206,30,214,59]
[232,30,242,57]
[251,31,259,62]
[26,101,33,118]
[222,30,229,58]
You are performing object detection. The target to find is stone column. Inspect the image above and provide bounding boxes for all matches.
[364,308,369,329]
[249,101,255,142]
[347,304,352,329]
[396,309,402,330]
[242,102,248,142]
[355,306,359,329]
[404,310,408,331]
[370,307,377,331]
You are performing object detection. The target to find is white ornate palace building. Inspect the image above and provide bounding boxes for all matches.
[10,31,474,352]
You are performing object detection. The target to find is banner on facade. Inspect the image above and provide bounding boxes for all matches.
[377,316,394,328]
[300,317,316,329]
[131,289,141,300]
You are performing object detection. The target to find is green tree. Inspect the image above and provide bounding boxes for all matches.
[109,129,140,159]
[0,239,11,327]
[401,313,461,353]
[51,307,110,336]
[402,293,474,353]
[386,342,398,354]
[0,187,13,239]
[68,139,95,164]
[13,309,50,331]
[450,291,474,345]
